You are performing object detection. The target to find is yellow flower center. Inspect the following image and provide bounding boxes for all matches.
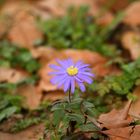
[67,66,78,76]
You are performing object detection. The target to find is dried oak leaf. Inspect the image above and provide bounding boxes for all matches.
[63,0,114,26]
[35,0,98,17]
[96,12,114,26]
[1,1,21,16]
[98,100,133,129]
[17,85,42,109]
[0,16,12,39]
[97,0,129,12]
[38,49,119,93]
[0,124,44,140]
[129,86,140,119]
[8,10,42,48]
[102,125,140,140]
[62,0,99,16]
[38,59,61,93]
[34,0,113,25]
[0,67,27,83]
[43,90,65,102]
[121,31,140,60]
[31,47,59,64]
[62,49,119,77]
[34,0,64,17]
[123,1,140,26]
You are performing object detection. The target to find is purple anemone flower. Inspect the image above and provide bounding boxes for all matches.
[49,58,94,93]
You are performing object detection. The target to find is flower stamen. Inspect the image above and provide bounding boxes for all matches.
[67,66,78,76]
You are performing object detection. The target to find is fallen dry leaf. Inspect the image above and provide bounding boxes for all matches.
[99,100,140,140]
[1,1,21,16]
[98,0,129,12]
[123,1,140,26]
[34,0,113,25]
[17,85,42,109]
[96,12,114,26]
[62,49,119,77]
[38,59,61,93]
[62,0,99,16]
[129,86,140,119]
[93,62,118,77]
[121,31,140,60]
[0,115,23,132]
[38,49,119,93]
[35,0,98,17]
[8,10,42,48]
[62,49,107,65]
[102,125,140,140]
[98,100,133,129]
[34,0,64,17]
[0,16,12,39]
[31,47,59,64]
[1,0,42,48]
[43,90,65,101]
[0,67,27,83]
[0,124,44,140]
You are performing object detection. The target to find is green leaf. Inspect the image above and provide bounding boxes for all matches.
[0,106,19,122]
[83,101,94,108]
[127,93,137,101]
[11,117,41,132]
[38,6,121,57]
[0,40,40,73]
[79,123,99,132]
[53,110,65,126]
[65,113,84,124]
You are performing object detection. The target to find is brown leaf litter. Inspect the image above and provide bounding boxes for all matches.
[37,49,119,93]
[98,100,132,129]
[0,124,44,140]
[17,85,42,110]
[103,125,140,140]
[121,31,140,60]
[8,11,42,48]
[0,67,27,83]
[1,1,42,48]
[129,86,140,119]
[123,1,140,26]
[35,0,114,25]
[98,100,140,140]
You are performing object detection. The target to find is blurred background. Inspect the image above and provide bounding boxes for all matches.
[0,0,140,140]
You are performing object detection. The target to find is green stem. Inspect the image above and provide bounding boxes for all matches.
[68,89,71,103]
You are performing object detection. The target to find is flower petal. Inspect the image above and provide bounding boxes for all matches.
[74,76,83,82]
[50,74,67,84]
[70,78,75,94]
[77,82,86,92]
[77,73,93,84]
[49,58,95,93]
[75,60,83,67]
[78,64,90,69]
[64,77,71,92]
[49,64,63,70]
[57,77,68,88]
[67,58,73,66]
[56,59,68,69]
[48,71,66,75]
[80,67,92,72]
[78,71,94,77]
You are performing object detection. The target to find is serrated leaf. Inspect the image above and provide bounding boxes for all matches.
[53,110,65,126]
[83,101,94,108]
[65,113,84,124]
[79,123,99,132]
[0,106,19,122]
